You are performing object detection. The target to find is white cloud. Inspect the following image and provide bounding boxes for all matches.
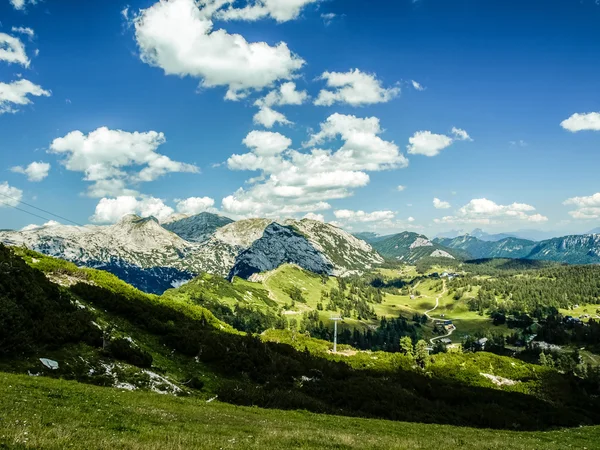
[49,127,198,198]
[321,12,336,25]
[131,0,305,101]
[407,131,452,157]
[0,181,23,207]
[434,198,548,224]
[397,185,406,192]
[11,27,35,40]
[314,69,399,107]
[175,196,216,215]
[0,79,51,114]
[407,216,415,222]
[216,0,320,23]
[411,80,425,91]
[303,212,324,222]
[253,106,292,128]
[334,209,395,223]
[407,127,471,157]
[242,130,292,156]
[509,140,528,147]
[451,127,472,141]
[252,82,308,128]
[0,33,30,67]
[256,82,308,108]
[560,112,600,132]
[9,0,38,10]
[223,114,408,218]
[21,220,60,231]
[91,196,175,223]
[564,193,600,219]
[11,161,50,182]
[433,198,451,209]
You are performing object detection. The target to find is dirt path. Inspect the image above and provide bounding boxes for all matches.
[424,281,455,345]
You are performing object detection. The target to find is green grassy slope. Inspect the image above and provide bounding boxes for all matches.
[1,371,599,450]
[4,245,600,435]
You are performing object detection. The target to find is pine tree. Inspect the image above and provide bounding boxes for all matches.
[415,340,429,368]
[399,336,413,358]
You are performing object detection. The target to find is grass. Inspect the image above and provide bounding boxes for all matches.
[1,371,599,450]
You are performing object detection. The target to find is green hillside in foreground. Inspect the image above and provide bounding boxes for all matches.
[1,372,600,450]
[3,244,600,443]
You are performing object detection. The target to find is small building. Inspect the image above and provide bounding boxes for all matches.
[475,338,489,350]
[440,338,452,345]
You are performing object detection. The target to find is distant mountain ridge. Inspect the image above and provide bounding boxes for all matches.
[434,235,537,259]
[436,233,600,264]
[3,211,600,295]
[359,231,463,263]
[0,213,383,293]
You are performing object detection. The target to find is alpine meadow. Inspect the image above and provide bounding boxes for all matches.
[1,0,600,449]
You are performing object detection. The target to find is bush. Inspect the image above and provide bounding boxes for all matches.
[107,338,153,368]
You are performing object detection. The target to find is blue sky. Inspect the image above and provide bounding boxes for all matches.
[1,0,600,236]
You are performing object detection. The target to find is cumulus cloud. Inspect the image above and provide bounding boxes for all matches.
[564,192,600,219]
[21,220,60,231]
[0,181,23,207]
[49,127,198,198]
[314,69,399,107]
[0,33,30,67]
[303,212,324,222]
[255,81,308,108]
[91,196,175,223]
[253,106,292,128]
[434,198,548,225]
[411,80,425,91]
[334,209,395,223]
[216,0,320,23]
[223,113,408,218]
[9,0,38,10]
[0,79,51,114]
[433,198,451,209]
[131,0,305,101]
[397,185,406,192]
[407,127,471,157]
[252,82,308,128]
[560,112,600,132]
[11,161,50,182]
[175,196,216,215]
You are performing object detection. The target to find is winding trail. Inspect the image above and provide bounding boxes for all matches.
[423,281,456,345]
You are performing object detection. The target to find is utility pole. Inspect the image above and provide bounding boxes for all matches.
[331,316,342,353]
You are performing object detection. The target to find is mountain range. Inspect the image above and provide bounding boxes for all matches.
[358,232,465,263]
[1,212,599,294]
[0,213,382,293]
[435,233,600,264]
[435,228,568,242]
